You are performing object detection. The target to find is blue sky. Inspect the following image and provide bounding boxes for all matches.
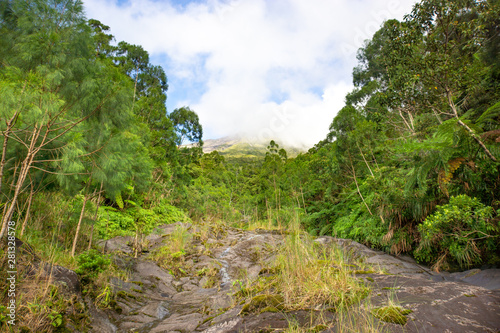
[83,0,418,147]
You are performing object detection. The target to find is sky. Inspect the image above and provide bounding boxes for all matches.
[83,0,418,148]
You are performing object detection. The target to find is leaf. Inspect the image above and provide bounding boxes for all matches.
[115,193,124,209]
[477,101,500,128]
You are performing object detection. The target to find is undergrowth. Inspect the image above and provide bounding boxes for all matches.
[234,218,370,313]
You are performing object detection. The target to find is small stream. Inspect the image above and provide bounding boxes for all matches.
[218,246,232,287]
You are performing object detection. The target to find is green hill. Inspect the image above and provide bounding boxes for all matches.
[197,136,307,159]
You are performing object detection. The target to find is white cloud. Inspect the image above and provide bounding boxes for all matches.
[83,0,417,147]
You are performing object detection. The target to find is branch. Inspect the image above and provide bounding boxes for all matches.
[41,91,114,148]
[447,90,497,162]
[29,165,91,176]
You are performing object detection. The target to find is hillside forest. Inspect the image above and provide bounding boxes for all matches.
[0,0,499,328]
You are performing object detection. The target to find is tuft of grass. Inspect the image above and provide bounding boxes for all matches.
[333,303,387,333]
[149,224,193,276]
[239,218,282,231]
[371,305,412,325]
[240,294,285,315]
[197,265,220,288]
[234,218,370,314]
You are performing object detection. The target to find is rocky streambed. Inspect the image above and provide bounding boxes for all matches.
[17,221,499,332]
[83,222,500,333]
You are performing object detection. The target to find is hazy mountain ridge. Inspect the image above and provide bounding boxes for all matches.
[186,135,308,158]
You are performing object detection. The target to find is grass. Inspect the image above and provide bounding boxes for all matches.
[197,265,220,288]
[275,233,369,310]
[0,247,90,332]
[231,215,408,332]
[149,224,193,276]
[237,217,284,231]
[234,218,370,314]
[369,292,412,326]
[371,305,411,325]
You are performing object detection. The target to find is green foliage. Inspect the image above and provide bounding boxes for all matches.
[371,306,412,325]
[48,311,63,328]
[96,206,135,239]
[75,249,111,283]
[149,224,192,277]
[153,200,190,224]
[169,106,203,146]
[415,195,500,270]
[95,200,188,239]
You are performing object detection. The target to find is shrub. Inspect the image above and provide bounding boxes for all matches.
[153,200,190,224]
[415,195,499,271]
[76,250,111,284]
[95,207,135,239]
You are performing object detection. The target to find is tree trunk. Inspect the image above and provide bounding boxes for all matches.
[356,141,374,178]
[71,194,88,257]
[0,125,42,238]
[398,108,414,133]
[134,227,139,258]
[0,85,24,191]
[349,157,373,216]
[88,183,103,250]
[20,180,34,237]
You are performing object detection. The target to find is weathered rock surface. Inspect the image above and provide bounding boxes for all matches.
[97,236,134,255]
[14,237,81,293]
[90,225,500,333]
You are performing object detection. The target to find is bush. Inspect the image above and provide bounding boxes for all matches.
[95,207,135,239]
[153,200,190,224]
[76,250,111,284]
[415,195,499,271]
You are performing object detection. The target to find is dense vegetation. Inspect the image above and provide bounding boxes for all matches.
[0,0,499,329]
[184,0,500,272]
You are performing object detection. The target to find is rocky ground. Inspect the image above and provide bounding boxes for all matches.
[84,222,500,333]
[17,221,500,332]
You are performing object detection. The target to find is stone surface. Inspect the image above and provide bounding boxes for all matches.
[150,313,203,333]
[356,273,500,333]
[25,261,81,293]
[97,236,134,254]
[89,227,500,333]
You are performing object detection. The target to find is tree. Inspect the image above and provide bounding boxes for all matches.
[0,0,98,237]
[0,0,153,242]
[169,106,203,146]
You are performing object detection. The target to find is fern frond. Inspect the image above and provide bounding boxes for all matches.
[477,101,500,130]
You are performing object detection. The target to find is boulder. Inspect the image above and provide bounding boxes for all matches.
[96,236,134,254]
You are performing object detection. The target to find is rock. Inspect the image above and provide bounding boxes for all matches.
[87,225,500,333]
[363,273,500,332]
[182,282,199,291]
[131,260,177,296]
[96,236,134,254]
[200,318,242,333]
[134,260,174,283]
[150,313,203,333]
[26,262,80,293]
[88,300,118,333]
[109,277,140,293]
[214,232,282,283]
[209,293,232,311]
[170,288,218,314]
[439,268,500,290]
[316,236,429,275]
[231,311,289,332]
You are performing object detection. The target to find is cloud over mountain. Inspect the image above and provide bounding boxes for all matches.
[84,0,417,147]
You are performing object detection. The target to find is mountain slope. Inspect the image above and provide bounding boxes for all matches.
[193,135,307,159]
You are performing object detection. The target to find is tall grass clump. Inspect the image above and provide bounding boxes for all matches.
[236,215,369,314]
[149,224,193,276]
[274,232,369,310]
